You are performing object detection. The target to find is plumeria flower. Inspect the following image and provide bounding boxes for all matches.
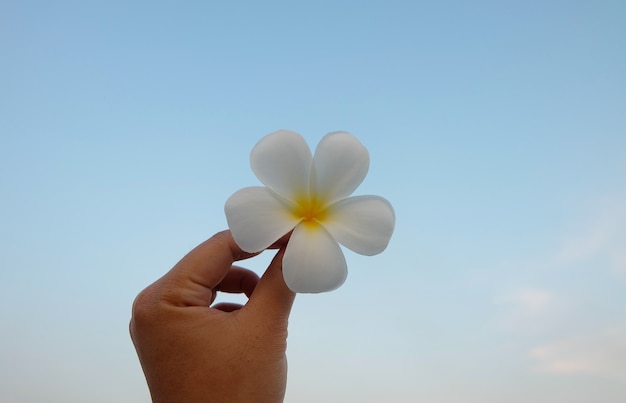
[225,130,395,293]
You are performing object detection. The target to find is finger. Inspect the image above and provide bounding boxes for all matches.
[211,302,245,312]
[244,247,295,322]
[161,230,257,306]
[216,266,259,298]
[268,231,292,249]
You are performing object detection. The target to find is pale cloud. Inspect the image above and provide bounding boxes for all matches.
[508,288,553,315]
[495,287,555,317]
[529,326,626,380]
[611,250,626,280]
[495,193,626,381]
[553,196,626,281]
[555,214,621,265]
[494,287,563,334]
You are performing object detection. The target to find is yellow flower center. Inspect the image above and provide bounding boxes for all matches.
[292,196,328,224]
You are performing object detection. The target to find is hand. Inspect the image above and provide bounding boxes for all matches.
[130,230,296,403]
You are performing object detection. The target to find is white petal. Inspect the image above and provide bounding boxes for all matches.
[323,195,395,256]
[282,222,347,293]
[311,131,369,204]
[225,186,300,252]
[250,130,312,201]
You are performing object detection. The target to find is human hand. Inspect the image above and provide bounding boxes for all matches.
[130,230,296,403]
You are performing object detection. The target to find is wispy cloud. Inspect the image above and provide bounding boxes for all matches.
[553,195,626,280]
[611,250,626,280]
[495,193,626,382]
[493,286,571,340]
[529,325,626,380]
[506,288,553,315]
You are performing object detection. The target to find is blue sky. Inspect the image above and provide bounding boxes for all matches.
[1,1,625,402]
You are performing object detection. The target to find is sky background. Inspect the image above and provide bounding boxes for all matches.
[1,1,625,402]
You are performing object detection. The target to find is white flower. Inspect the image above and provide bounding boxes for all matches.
[224,130,395,293]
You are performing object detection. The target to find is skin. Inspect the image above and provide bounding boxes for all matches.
[130,230,296,403]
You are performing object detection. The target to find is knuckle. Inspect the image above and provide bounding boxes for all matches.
[130,285,160,326]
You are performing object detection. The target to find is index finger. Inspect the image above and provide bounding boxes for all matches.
[161,230,258,306]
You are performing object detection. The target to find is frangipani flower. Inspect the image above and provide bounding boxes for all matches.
[225,130,395,293]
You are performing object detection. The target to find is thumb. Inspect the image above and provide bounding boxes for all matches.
[245,247,296,322]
